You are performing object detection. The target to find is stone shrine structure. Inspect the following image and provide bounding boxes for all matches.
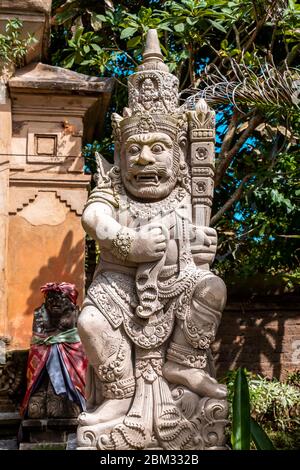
[2,64,112,351]
[77,29,228,451]
[0,0,113,355]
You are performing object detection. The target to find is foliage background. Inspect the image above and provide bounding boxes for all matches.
[50,0,300,291]
[224,368,300,449]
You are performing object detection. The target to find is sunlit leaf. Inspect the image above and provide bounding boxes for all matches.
[127,36,141,49]
[208,19,227,33]
[63,53,75,68]
[250,418,275,450]
[174,23,185,33]
[90,13,103,31]
[120,27,138,39]
[91,43,102,52]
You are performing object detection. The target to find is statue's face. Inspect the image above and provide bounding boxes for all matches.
[45,291,73,318]
[142,78,154,93]
[121,132,178,200]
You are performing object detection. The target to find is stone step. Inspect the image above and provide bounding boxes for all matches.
[20,418,78,446]
[19,442,66,450]
[0,412,21,438]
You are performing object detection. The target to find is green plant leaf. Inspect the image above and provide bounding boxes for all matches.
[90,13,103,31]
[63,53,75,68]
[73,26,84,43]
[158,24,172,32]
[208,19,227,33]
[91,43,102,53]
[174,23,185,33]
[95,15,108,23]
[127,36,141,49]
[80,59,92,66]
[231,367,251,450]
[186,17,197,26]
[120,27,137,39]
[221,39,228,49]
[250,418,275,450]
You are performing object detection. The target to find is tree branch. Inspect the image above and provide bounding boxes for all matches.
[188,46,195,87]
[215,112,263,187]
[243,1,277,54]
[219,110,240,157]
[180,59,192,90]
[233,24,241,50]
[210,174,252,226]
[269,21,278,53]
[241,13,267,55]
[111,39,139,66]
[238,134,280,202]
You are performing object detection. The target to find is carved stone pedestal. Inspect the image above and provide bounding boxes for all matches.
[77,390,228,450]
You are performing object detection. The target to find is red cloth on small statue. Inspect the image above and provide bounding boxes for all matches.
[20,341,87,416]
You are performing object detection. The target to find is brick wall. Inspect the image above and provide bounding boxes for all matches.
[213,294,300,380]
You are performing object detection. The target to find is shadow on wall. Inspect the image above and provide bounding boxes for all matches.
[24,230,84,317]
[214,295,300,380]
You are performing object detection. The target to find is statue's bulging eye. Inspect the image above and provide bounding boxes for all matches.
[151,144,164,153]
[129,145,140,156]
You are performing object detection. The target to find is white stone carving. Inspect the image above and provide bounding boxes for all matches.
[77,29,228,450]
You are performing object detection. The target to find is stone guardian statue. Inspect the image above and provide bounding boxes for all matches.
[77,29,228,450]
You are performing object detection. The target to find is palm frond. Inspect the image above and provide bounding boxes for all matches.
[180,58,300,116]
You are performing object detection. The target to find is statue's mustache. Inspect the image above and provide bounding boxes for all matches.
[126,165,172,178]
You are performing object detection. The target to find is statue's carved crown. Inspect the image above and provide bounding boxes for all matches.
[112,29,187,144]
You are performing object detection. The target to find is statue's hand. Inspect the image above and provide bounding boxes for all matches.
[190,226,217,265]
[128,223,168,263]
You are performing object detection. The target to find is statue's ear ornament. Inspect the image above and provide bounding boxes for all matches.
[93,152,113,187]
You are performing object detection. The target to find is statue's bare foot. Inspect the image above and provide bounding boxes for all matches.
[78,397,132,426]
[163,361,227,399]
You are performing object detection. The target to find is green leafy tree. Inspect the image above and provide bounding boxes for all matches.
[0,18,37,77]
[50,0,300,289]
